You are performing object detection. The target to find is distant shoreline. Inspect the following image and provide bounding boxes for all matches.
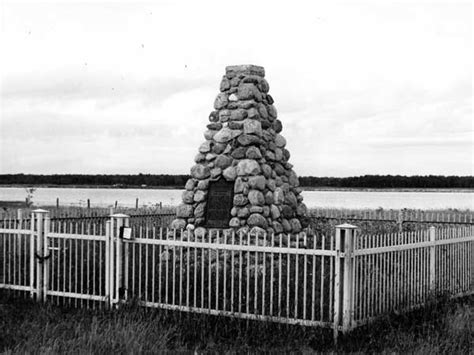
[0,184,473,193]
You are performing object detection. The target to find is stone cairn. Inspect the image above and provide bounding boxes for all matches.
[171,65,308,236]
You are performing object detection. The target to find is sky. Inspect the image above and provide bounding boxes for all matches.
[0,0,472,177]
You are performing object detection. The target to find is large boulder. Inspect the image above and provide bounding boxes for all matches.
[237,134,262,146]
[176,204,193,218]
[229,217,240,228]
[197,179,209,190]
[270,204,280,219]
[275,134,286,148]
[214,93,228,109]
[228,121,244,130]
[204,130,217,141]
[230,109,247,121]
[248,175,266,190]
[247,107,259,119]
[215,155,233,169]
[247,213,268,228]
[213,128,242,143]
[185,179,195,191]
[248,190,265,206]
[219,109,231,122]
[199,141,212,154]
[273,120,283,133]
[226,64,265,77]
[191,164,210,180]
[237,207,250,218]
[258,78,269,93]
[281,205,294,218]
[282,219,292,232]
[261,164,272,178]
[274,187,285,204]
[245,146,262,159]
[194,190,207,202]
[237,83,262,101]
[231,147,247,159]
[257,103,269,119]
[222,166,237,181]
[182,191,194,204]
[296,203,307,216]
[237,159,261,176]
[243,119,262,136]
[194,203,206,218]
[210,167,222,179]
[265,191,274,204]
[220,77,231,91]
[233,194,248,206]
[272,221,283,234]
[290,219,302,233]
[285,192,298,208]
[249,206,263,214]
[234,177,246,193]
[267,104,278,119]
[170,219,186,230]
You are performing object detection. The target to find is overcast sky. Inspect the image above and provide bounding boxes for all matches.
[0,1,472,177]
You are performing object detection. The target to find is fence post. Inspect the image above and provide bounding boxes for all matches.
[43,212,50,301]
[105,220,113,309]
[110,213,130,306]
[429,226,436,294]
[32,209,50,303]
[334,223,358,341]
[30,210,35,299]
[397,210,404,233]
[17,210,23,287]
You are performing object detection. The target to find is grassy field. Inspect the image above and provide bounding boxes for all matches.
[0,294,472,353]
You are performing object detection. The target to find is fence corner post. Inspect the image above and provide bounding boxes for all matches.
[32,209,50,303]
[334,223,358,341]
[110,213,130,306]
[429,226,436,295]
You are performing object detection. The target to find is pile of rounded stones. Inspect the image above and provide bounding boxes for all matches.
[171,65,308,237]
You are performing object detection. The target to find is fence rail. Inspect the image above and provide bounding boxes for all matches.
[2,207,473,226]
[0,209,473,339]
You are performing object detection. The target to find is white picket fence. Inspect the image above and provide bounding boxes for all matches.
[0,209,473,339]
[310,208,474,224]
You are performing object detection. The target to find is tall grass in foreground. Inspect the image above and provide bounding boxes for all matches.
[1,294,472,353]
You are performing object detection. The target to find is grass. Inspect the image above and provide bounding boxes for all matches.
[0,294,472,353]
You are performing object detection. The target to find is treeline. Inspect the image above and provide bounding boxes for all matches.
[299,175,474,189]
[0,174,473,189]
[0,174,189,187]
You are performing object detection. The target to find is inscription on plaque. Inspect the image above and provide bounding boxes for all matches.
[205,179,234,228]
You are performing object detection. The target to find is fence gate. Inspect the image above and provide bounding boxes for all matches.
[0,209,35,296]
[21,210,130,308]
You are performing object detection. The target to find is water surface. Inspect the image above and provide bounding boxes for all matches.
[1,187,472,210]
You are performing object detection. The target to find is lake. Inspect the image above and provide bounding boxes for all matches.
[0,187,472,210]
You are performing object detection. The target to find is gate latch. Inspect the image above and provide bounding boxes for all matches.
[34,252,52,263]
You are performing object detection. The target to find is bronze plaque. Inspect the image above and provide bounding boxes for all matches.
[205,179,234,228]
